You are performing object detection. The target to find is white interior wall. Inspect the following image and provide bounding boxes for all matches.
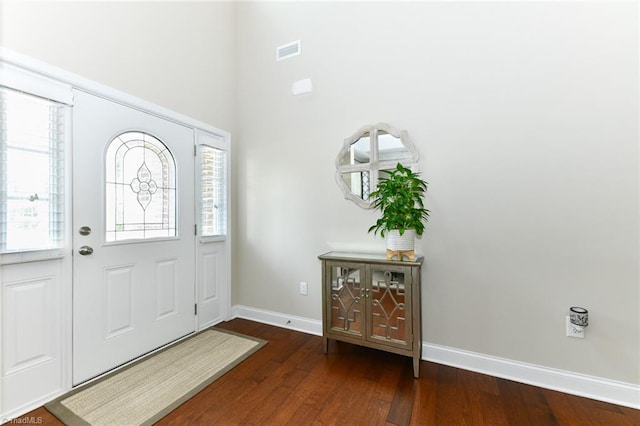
[235,1,639,385]
[1,0,638,391]
[1,1,236,132]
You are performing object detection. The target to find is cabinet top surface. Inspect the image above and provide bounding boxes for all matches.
[318,251,424,266]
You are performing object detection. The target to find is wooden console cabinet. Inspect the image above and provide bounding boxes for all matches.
[318,251,423,378]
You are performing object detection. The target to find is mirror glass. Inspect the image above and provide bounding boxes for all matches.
[335,123,419,208]
[341,171,371,201]
[341,133,371,166]
[378,131,412,162]
[378,168,393,181]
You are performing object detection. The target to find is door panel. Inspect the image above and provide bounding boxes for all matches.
[197,246,224,326]
[326,261,365,339]
[156,258,178,319]
[1,261,63,415]
[202,252,218,301]
[104,265,134,337]
[72,90,195,385]
[367,265,412,349]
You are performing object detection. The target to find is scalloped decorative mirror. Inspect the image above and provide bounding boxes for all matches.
[335,123,419,208]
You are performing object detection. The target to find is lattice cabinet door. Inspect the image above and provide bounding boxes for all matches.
[325,261,366,340]
[319,251,423,378]
[367,265,413,350]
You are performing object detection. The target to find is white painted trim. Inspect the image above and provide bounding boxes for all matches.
[231,305,639,409]
[423,342,640,410]
[223,133,233,322]
[0,62,73,105]
[0,389,65,424]
[231,305,322,336]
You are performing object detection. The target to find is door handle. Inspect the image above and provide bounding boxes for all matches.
[78,246,94,256]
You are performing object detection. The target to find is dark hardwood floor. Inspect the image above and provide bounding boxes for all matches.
[21,319,640,425]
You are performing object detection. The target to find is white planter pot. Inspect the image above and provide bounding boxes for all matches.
[386,229,416,251]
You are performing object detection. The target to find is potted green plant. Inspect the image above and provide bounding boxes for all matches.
[368,163,429,259]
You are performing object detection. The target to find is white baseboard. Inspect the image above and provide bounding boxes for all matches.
[1,389,65,424]
[423,342,640,410]
[231,305,639,410]
[231,305,322,336]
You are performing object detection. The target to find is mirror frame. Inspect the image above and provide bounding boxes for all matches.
[335,122,420,208]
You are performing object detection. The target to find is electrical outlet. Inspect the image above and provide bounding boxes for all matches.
[299,281,308,296]
[566,316,585,339]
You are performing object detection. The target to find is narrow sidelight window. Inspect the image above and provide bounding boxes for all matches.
[0,88,67,253]
[200,145,227,237]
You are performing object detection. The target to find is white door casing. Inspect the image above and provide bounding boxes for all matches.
[72,90,196,385]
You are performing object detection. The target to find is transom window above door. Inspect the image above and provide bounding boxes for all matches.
[105,131,176,242]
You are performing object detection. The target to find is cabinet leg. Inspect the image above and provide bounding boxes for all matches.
[323,337,329,354]
[413,355,420,378]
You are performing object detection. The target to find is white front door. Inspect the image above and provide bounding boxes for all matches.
[72,90,195,385]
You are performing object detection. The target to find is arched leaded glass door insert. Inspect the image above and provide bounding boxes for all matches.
[105,131,176,242]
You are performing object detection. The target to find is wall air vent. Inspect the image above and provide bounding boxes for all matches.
[276,40,301,61]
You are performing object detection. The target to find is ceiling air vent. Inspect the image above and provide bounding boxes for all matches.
[276,40,301,62]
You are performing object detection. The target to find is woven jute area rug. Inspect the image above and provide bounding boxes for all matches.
[46,328,266,426]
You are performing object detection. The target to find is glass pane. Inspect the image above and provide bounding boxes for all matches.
[200,146,227,237]
[1,88,66,252]
[370,270,408,344]
[341,133,371,166]
[378,168,394,181]
[378,131,412,162]
[341,171,370,201]
[105,132,176,242]
[329,265,363,335]
[7,149,50,198]
[5,198,51,250]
